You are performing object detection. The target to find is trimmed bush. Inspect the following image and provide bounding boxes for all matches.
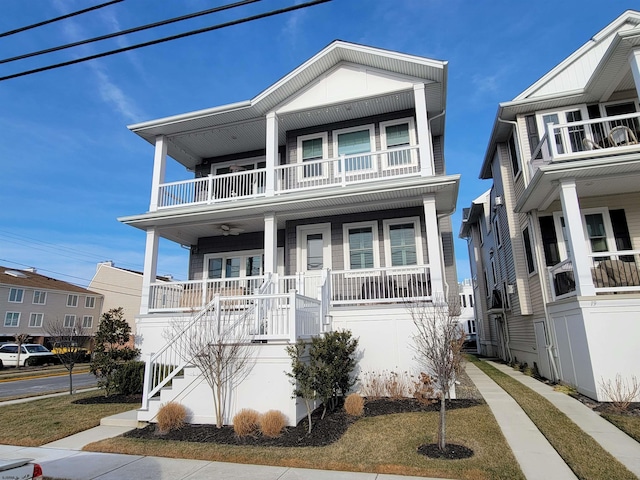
[156,402,187,434]
[233,409,260,437]
[113,360,145,395]
[344,393,364,416]
[260,410,287,438]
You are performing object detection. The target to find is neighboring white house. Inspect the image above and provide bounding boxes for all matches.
[457,280,477,351]
[0,266,102,347]
[460,10,640,401]
[88,261,172,338]
[120,40,461,426]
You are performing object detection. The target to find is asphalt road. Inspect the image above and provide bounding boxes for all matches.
[0,372,97,399]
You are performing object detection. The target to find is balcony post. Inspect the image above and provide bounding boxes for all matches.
[558,179,595,296]
[140,227,159,314]
[628,48,640,99]
[264,212,278,274]
[414,83,433,176]
[266,112,278,196]
[423,195,444,297]
[149,135,167,212]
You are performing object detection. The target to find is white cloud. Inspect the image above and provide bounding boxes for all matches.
[87,63,143,122]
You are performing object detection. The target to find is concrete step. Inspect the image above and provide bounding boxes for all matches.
[100,409,143,428]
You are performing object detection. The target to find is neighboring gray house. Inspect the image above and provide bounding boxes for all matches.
[461,10,640,401]
[0,266,103,344]
[120,40,461,426]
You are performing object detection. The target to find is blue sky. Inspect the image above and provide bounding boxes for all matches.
[0,0,633,287]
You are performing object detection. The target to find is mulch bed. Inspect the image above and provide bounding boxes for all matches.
[417,443,474,460]
[73,394,143,405]
[569,392,640,417]
[124,398,482,448]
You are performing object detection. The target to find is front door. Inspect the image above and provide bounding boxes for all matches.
[297,223,332,297]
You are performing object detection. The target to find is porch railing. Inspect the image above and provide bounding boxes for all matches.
[548,250,640,299]
[330,265,431,305]
[529,112,640,177]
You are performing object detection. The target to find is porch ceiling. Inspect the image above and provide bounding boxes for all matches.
[515,153,640,213]
[120,175,460,245]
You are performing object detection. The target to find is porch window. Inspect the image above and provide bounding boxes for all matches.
[205,252,263,279]
[381,117,416,167]
[334,125,374,172]
[585,213,608,253]
[4,312,19,327]
[343,221,379,270]
[539,216,560,266]
[29,313,43,327]
[8,288,23,303]
[383,217,423,267]
[302,137,324,177]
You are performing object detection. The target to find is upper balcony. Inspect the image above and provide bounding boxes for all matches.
[157,145,422,209]
[528,112,640,177]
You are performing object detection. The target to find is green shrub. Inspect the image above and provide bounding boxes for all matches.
[113,361,145,395]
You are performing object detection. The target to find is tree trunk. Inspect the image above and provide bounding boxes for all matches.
[68,368,74,394]
[438,396,446,451]
[305,399,313,434]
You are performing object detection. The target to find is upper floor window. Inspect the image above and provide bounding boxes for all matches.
[523,225,536,274]
[333,124,375,173]
[380,117,417,167]
[297,132,328,178]
[8,288,23,303]
[4,312,20,327]
[67,294,78,307]
[343,221,379,270]
[537,107,587,156]
[494,218,502,248]
[85,296,96,309]
[33,290,46,305]
[508,134,520,177]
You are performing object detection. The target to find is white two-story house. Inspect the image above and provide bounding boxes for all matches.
[121,41,460,425]
[461,11,640,401]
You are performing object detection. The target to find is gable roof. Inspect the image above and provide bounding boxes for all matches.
[480,10,640,178]
[0,266,101,295]
[128,40,448,169]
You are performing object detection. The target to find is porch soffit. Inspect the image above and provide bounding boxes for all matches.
[119,175,460,245]
[514,155,640,213]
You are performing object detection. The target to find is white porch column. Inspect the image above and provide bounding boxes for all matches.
[265,112,278,196]
[558,179,595,296]
[149,135,168,212]
[423,195,444,297]
[264,212,278,274]
[140,227,159,314]
[414,83,434,176]
[628,48,640,99]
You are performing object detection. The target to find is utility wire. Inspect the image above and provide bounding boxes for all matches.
[0,0,124,39]
[0,0,260,65]
[0,0,331,82]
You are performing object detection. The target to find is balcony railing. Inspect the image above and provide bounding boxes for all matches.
[529,112,640,177]
[155,145,421,210]
[548,250,640,299]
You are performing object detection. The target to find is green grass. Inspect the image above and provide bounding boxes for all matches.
[468,356,636,480]
[86,403,525,480]
[0,391,136,446]
[601,412,640,443]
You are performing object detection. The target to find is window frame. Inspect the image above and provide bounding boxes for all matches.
[296,132,329,180]
[8,288,24,303]
[332,124,377,174]
[494,218,502,248]
[535,106,589,157]
[508,132,521,179]
[203,249,265,280]
[382,217,424,267]
[4,312,20,327]
[379,117,417,168]
[522,224,537,275]
[64,314,76,328]
[82,315,93,328]
[342,220,380,270]
[29,312,44,327]
[85,296,96,309]
[33,290,47,305]
[67,294,78,308]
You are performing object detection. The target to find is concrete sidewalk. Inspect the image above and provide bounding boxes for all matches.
[486,360,640,478]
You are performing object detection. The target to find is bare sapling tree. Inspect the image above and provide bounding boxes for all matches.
[13,333,30,368]
[45,318,88,394]
[166,302,256,428]
[409,295,466,451]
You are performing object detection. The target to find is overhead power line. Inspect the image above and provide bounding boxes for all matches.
[0,0,124,39]
[0,0,331,82]
[0,0,261,65]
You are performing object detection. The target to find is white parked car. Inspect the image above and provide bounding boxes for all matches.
[0,458,42,479]
[0,344,56,368]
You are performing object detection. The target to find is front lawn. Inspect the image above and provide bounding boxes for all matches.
[0,391,138,446]
[600,412,640,443]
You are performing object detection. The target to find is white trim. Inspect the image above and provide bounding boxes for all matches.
[581,207,616,254]
[203,249,265,279]
[342,220,380,270]
[296,223,332,272]
[332,124,376,174]
[382,217,424,267]
[380,117,418,169]
[29,312,44,328]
